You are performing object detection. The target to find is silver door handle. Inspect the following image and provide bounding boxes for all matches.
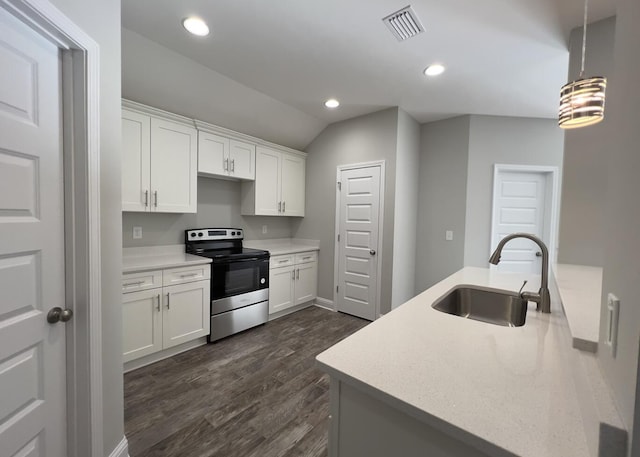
[535,251,542,257]
[154,191,158,207]
[156,294,161,311]
[370,249,376,256]
[231,159,235,172]
[47,307,73,324]
[144,190,149,207]
[224,158,229,171]
[166,292,170,309]
[296,268,300,280]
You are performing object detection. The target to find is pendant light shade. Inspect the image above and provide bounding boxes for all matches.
[559,76,607,129]
[558,0,606,129]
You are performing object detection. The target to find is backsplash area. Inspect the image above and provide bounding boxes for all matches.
[122,178,293,247]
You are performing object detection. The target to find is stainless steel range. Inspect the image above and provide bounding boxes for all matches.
[185,228,270,342]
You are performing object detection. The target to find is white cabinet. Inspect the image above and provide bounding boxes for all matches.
[122,104,198,213]
[122,265,210,364]
[268,251,317,315]
[241,146,306,216]
[198,131,256,181]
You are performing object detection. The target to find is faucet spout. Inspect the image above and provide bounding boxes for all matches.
[488,233,551,313]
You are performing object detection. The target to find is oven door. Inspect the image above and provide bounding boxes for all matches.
[210,257,269,302]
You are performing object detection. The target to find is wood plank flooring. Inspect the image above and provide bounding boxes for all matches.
[124,306,368,457]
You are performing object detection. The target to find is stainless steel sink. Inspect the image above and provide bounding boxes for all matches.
[431,285,528,327]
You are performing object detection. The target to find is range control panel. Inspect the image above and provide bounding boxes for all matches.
[186,228,244,241]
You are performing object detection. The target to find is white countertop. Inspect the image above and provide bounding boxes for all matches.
[316,267,589,457]
[123,245,211,273]
[552,263,601,352]
[244,238,319,256]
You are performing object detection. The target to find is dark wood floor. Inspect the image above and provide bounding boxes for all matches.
[124,306,368,457]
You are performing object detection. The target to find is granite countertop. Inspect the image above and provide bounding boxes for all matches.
[316,267,589,457]
[123,245,211,273]
[244,238,320,256]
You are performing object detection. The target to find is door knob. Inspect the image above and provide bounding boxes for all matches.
[47,307,73,324]
[369,249,376,256]
[535,251,542,257]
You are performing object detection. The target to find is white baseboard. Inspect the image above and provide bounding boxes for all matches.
[123,337,207,373]
[108,436,129,457]
[315,297,335,311]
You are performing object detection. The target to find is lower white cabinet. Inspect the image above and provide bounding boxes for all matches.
[122,265,210,364]
[269,251,317,315]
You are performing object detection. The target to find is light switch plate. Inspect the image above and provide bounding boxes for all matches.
[133,226,143,239]
[262,225,268,234]
[445,230,453,241]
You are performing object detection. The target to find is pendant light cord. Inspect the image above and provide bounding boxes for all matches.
[580,0,589,78]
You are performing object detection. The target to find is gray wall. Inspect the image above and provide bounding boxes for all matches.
[121,28,325,151]
[391,110,420,309]
[591,4,640,450]
[123,178,293,247]
[463,115,565,267]
[558,17,616,267]
[415,116,470,293]
[292,108,399,315]
[49,0,123,454]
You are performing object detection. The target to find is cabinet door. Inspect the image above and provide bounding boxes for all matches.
[294,261,317,306]
[254,146,281,215]
[281,153,305,216]
[162,280,210,349]
[150,118,198,213]
[229,140,256,180]
[122,109,151,212]
[269,266,295,314]
[122,289,162,363]
[198,131,229,177]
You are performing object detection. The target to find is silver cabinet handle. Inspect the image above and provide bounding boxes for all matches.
[291,270,295,280]
[123,280,145,287]
[224,158,229,171]
[154,191,158,207]
[302,256,311,260]
[166,292,170,309]
[180,273,198,278]
[144,190,149,207]
[282,201,286,213]
[278,201,282,212]
[296,268,300,280]
[156,294,161,311]
[231,159,235,172]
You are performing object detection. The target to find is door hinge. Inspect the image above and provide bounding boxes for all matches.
[337,181,341,190]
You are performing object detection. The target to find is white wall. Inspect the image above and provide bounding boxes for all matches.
[391,110,420,309]
[463,115,565,267]
[415,116,470,293]
[558,17,616,267]
[122,179,292,247]
[48,0,123,454]
[121,28,325,151]
[292,108,399,314]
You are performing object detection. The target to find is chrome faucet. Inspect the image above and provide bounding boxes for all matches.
[488,233,551,313]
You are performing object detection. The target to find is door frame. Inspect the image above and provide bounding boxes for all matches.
[333,160,385,319]
[1,1,104,456]
[490,164,560,267]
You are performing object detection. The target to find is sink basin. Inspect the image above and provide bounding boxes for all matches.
[432,285,528,327]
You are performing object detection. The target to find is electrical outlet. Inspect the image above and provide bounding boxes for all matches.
[133,226,143,239]
[606,293,620,357]
[445,230,453,241]
[262,225,268,234]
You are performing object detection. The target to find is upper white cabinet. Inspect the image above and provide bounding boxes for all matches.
[241,146,306,217]
[122,102,198,213]
[198,131,256,181]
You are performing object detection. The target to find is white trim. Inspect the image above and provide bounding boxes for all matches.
[108,437,129,457]
[490,164,560,269]
[315,297,335,311]
[334,160,386,321]
[0,1,103,456]
[124,337,207,373]
[123,99,195,128]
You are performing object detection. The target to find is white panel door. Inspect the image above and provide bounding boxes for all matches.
[150,118,197,213]
[198,131,229,177]
[281,153,305,216]
[295,261,318,306]
[0,8,66,456]
[122,289,162,363]
[269,266,295,314]
[255,146,281,215]
[162,281,210,349]
[337,166,382,321]
[229,139,255,180]
[492,171,547,273]
[121,109,151,211]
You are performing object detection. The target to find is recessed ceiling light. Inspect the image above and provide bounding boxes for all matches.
[182,17,210,36]
[325,99,340,108]
[424,64,446,77]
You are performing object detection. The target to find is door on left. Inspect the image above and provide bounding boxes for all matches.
[0,7,67,457]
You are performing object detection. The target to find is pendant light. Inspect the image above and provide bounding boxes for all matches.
[558,0,607,129]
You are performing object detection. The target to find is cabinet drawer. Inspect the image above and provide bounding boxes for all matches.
[163,264,210,286]
[295,251,317,264]
[122,270,163,293]
[270,254,294,268]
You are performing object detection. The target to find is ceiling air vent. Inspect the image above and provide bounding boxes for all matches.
[383,5,424,41]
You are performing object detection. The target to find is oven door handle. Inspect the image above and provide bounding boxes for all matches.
[215,257,264,264]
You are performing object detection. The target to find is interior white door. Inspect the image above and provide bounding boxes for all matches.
[0,8,67,456]
[492,170,547,273]
[336,166,382,321]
